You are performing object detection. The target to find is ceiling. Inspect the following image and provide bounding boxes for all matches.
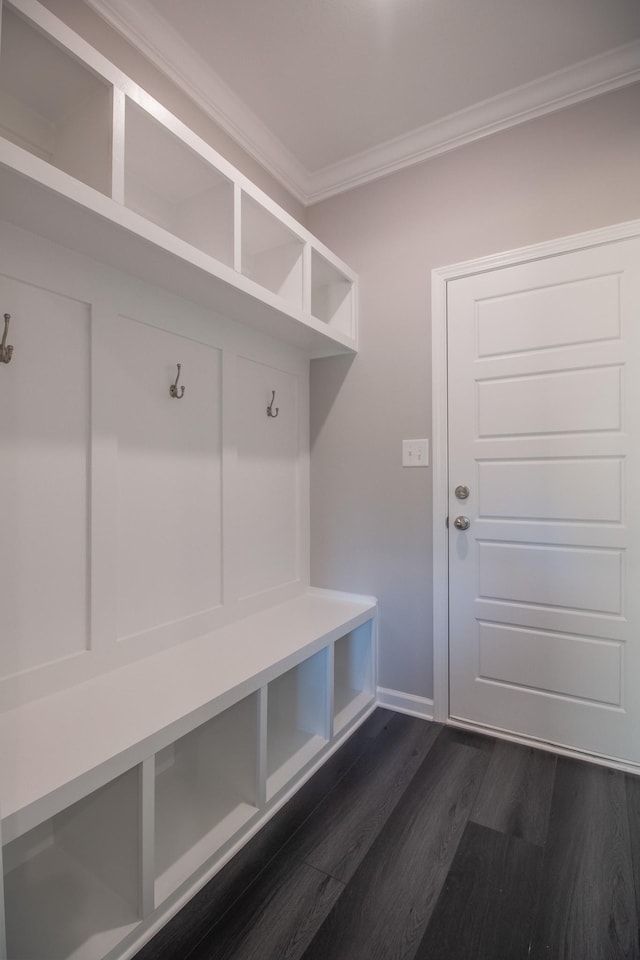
[86,0,640,204]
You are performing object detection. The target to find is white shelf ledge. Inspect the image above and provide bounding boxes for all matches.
[0,589,376,844]
[0,148,355,359]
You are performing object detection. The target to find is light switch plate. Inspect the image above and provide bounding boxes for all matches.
[402,438,429,467]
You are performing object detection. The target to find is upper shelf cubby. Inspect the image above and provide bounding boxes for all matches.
[311,248,355,338]
[0,0,359,358]
[0,5,112,195]
[125,98,234,267]
[240,192,304,310]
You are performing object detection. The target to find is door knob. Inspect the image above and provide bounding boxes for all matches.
[453,516,470,530]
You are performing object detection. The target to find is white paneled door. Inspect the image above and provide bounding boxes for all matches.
[447,235,640,764]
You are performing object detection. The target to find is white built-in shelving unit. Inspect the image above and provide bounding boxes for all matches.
[0,3,374,958]
[0,592,377,960]
[0,0,358,359]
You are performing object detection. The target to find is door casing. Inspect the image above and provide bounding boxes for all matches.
[431,218,640,753]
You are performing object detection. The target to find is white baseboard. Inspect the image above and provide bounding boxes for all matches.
[376,686,434,721]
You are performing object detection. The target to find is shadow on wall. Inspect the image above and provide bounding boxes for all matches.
[310,353,355,446]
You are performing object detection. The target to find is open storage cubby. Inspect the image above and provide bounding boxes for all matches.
[333,621,375,735]
[2,768,141,960]
[266,648,330,799]
[311,248,355,337]
[0,6,112,195]
[124,98,234,265]
[154,693,260,904]
[240,192,304,308]
[0,0,359,358]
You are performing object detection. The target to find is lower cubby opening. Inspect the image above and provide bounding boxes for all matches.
[266,649,329,799]
[154,693,260,904]
[2,768,140,960]
[333,622,375,734]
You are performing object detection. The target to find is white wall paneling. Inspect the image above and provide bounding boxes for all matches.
[0,272,90,680]
[113,316,223,644]
[0,217,310,707]
[234,356,303,601]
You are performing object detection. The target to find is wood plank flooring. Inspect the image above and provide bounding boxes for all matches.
[135,710,640,960]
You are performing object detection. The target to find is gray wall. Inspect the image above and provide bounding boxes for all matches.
[307,83,640,702]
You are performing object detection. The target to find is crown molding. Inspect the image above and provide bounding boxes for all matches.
[84,0,640,207]
[305,39,640,203]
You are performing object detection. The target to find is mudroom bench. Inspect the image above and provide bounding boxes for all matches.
[0,590,377,960]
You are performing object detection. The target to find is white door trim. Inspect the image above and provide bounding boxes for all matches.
[431,217,640,725]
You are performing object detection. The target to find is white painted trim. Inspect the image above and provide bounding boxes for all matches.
[376,687,434,722]
[431,217,640,730]
[305,40,640,203]
[79,3,640,204]
[447,719,640,776]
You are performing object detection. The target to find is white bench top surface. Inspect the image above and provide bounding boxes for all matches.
[0,590,376,833]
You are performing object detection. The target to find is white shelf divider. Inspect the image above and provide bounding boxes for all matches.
[139,758,156,920]
[333,621,376,735]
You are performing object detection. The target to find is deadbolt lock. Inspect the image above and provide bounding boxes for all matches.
[455,485,470,500]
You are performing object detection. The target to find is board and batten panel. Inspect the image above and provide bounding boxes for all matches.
[113,316,222,641]
[234,357,300,599]
[0,272,90,678]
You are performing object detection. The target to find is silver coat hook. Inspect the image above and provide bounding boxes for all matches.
[1,313,13,364]
[170,363,185,399]
[267,390,279,418]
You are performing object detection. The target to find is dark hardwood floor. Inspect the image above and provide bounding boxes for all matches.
[135,710,640,960]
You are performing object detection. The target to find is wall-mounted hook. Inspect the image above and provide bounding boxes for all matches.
[1,313,13,364]
[266,389,279,418]
[170,363,185,399]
